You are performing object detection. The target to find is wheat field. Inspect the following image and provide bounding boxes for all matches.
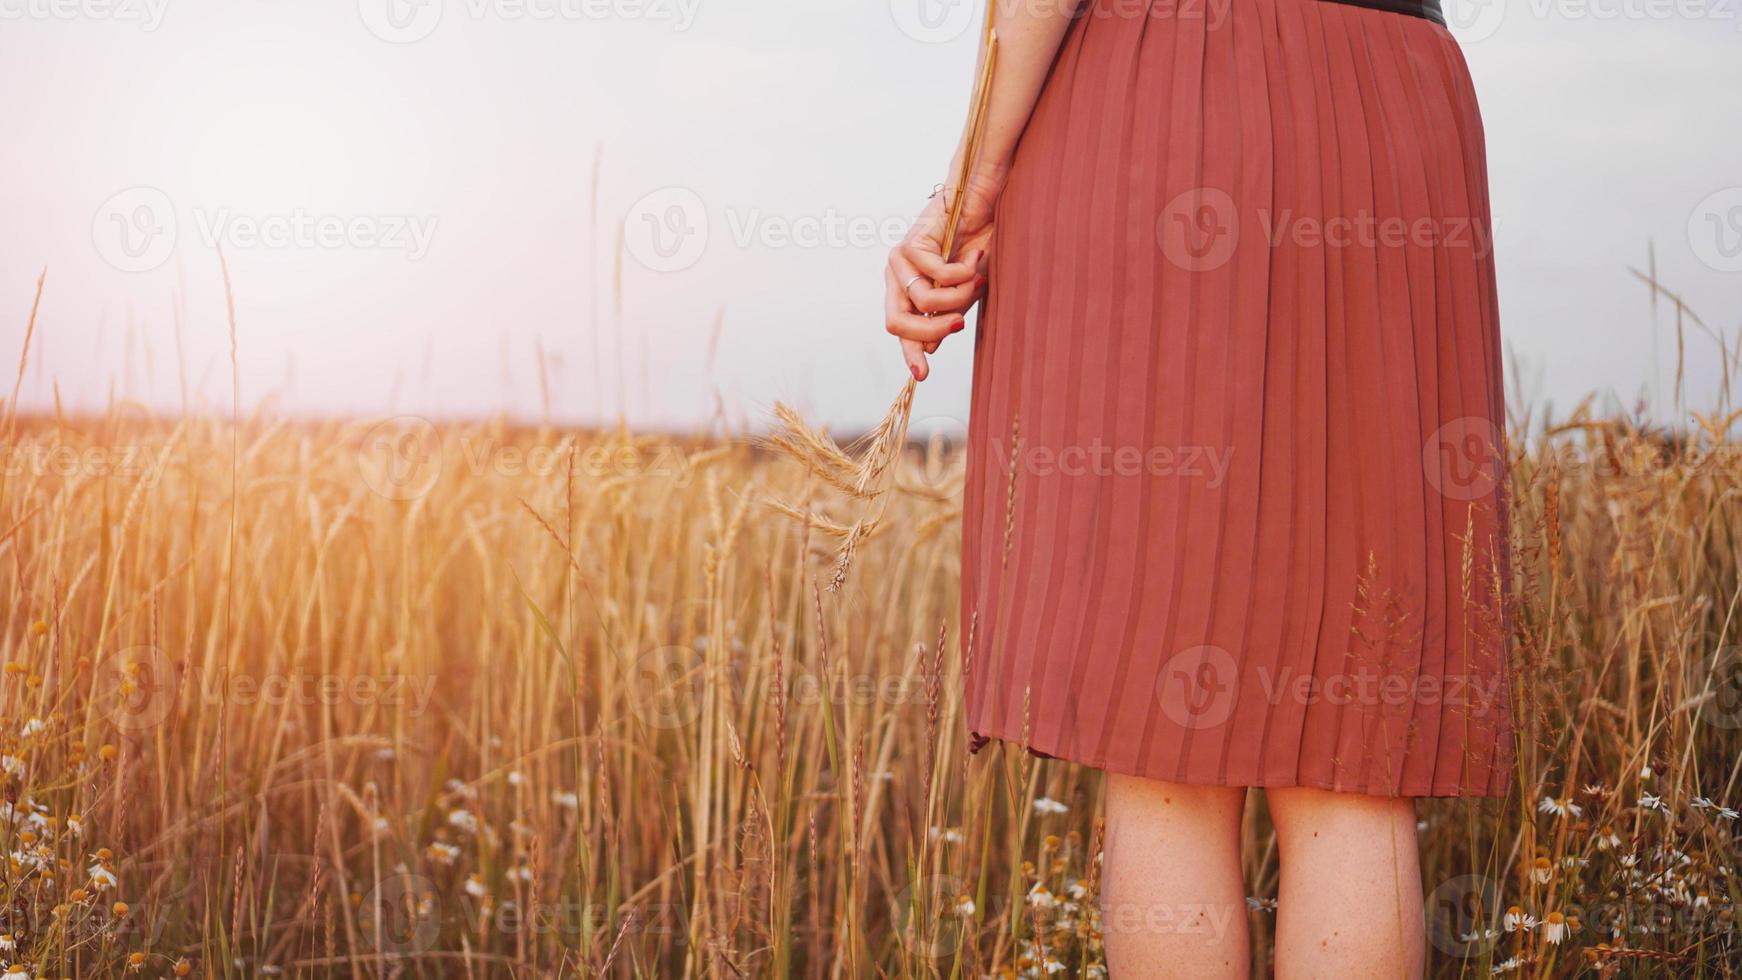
[2,306,1741,978]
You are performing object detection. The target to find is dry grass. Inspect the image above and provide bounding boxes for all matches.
[0,368,1738,978]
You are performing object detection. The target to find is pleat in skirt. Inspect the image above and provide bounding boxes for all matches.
[960,0,1513,798]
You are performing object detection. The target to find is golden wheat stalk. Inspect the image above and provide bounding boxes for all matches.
[768,11,999,591]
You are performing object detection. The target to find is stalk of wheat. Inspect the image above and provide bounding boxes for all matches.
[768,10,1000,591]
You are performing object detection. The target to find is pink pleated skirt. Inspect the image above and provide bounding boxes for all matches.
[961,0,1513,798]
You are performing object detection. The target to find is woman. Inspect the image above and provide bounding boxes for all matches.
[885,0,1513,975]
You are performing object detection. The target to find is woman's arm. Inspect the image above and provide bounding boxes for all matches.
[945,2,1081,205]
[886,1,1081,381]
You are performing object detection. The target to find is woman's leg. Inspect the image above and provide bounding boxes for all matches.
[1265,786,1425,980]
[1100,774,1249,978]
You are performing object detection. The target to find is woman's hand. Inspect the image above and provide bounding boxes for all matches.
[884,174,1000,381]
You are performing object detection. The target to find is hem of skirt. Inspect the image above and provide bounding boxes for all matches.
[967,730,1512,800]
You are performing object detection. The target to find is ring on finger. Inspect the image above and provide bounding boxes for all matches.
[902,274,924,296]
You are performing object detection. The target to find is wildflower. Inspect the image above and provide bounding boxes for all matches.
[29,621,48,636]
[1068,879,1089,900]
[174,959,192,977]
[1027,883,1057,911]
[1,756,23,779]
[1537,796,1581,818]
[551,790,580,810]
[512,865,533,883]
[1719,807,1739,821]
[445,779,477,800]
[1503,906,1537,932]
[928,827,964,845]
[0,935,12,951]
[446,809,480,835]
[373,748,396,762]
[372,817,390,837]
[88,863,117,889]
[112,901,130,917]
[426,843,461,866]
[464,874,489,899]
[128,952,146,972]
[1543,911,1568,944]
[1033,797,1068,816]
[1530,857,1552,883]
[3,965,28,979]
[953,895,977,917]
[1491,957,1524,974]
[260,966,283,977]
[66,815,83,837]
[1692,796,1715,811]
[1042,957,1067,974]
[1247,896,1278,912]
[507,770,524,787]
[1597,827,1621,850]
[1638,793,1667,813]
[98,744,118,762]
[18,719,45,739]
[1618,853,1638,869]
[1640,764,1654,780]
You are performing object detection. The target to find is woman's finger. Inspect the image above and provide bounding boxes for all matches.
[902,242,981,287]
[885,268,964,344]
[902,337,929,381]
[907,275,983,317]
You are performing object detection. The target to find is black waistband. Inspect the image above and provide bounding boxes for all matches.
[1318,0,1446,25]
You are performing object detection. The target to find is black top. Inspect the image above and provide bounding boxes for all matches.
[1320,0,1447,25]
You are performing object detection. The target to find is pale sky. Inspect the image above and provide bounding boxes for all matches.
[2,0,1739,433]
